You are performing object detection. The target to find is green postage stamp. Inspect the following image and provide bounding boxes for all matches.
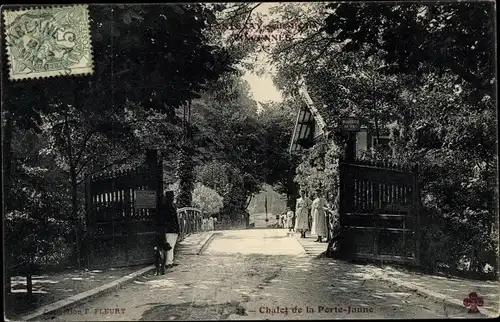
[3,5,93,80]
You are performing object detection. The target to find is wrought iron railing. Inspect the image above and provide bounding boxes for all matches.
[176,207,203,241]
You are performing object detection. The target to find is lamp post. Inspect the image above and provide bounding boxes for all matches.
[265,195,268,223]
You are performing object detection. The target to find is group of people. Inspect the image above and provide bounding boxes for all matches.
[202,216,217,231]
[285,189,330,243]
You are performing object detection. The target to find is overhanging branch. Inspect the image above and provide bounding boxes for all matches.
[214,3,262,27]
[301,37,338,65]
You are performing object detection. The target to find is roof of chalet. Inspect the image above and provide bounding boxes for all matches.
[289,105,318,153]
[289,82,328,154]
[298,83,328,132]
[289,80,399,153]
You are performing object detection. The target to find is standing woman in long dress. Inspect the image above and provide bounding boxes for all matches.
[294,190,312,238]
[311,189,329,243]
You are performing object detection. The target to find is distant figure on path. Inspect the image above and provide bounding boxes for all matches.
[286,207,294,232]
[163,191,180,268]
[311,189,328,243]
[208,216,214,231]
[202,216,208,231]
[294,190,312,238]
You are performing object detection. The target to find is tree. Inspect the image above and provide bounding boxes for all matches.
[2,4,233,212]
[204,2,270,71]
[269,2,497,275]
[42,102,138,269]
[192,183,224,216]
[189,92,296,222]
[256,100,297,201]
[176,144,196,208]
[319,2,496,96]
[5,128,73,295]
[194,160,245,222]
[3,4,238,289]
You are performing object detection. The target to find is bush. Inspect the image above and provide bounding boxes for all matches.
[420,205,498,279]
[191,183,223,215]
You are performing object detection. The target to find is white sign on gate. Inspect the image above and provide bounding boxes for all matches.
[342,118,361,132]
[135,190,157,209]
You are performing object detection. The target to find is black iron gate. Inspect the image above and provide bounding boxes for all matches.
[338,159,421,266]
[85,150,163,269]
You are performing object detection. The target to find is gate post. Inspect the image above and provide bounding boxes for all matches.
[338,161,347,259]
[345,132,356,162]
[145,149,158,187]
[413,164,421,266]
[154,151,164,211]
[146,149,165,243]
[373,181,380,258]
[145,149,158,207]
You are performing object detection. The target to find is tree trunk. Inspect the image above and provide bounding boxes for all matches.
[177,145,194,208]
[26,274,33,297]
[245,194,253,209]
[70,166,82,270]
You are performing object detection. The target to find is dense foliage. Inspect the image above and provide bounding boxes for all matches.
[2,3,295,285]
[1,4,261,278]
[4,1,494,290]
[268,2,497,277]
[186,74,295,223]
[294,139,342,205]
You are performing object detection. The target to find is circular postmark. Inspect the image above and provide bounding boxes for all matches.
[5,8,87,75]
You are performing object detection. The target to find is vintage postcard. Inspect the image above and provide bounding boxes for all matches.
[3,5,93,80]
[2,2,498,321]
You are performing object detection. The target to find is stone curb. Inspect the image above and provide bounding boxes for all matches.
[373,271,499,318]
[288,232,324,256]
[197,232,223,255]
[19,265,155,321]
[176,231,222,255]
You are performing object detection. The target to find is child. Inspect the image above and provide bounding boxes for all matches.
[208,216,214,231]
[202,216,208,232]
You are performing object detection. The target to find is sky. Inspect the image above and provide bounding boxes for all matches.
[240,3,284,105]
[242,62,283,104]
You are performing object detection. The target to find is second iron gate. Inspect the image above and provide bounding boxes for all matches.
[338,159,421,266]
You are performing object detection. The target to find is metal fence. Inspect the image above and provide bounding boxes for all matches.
[176,207,203,242]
